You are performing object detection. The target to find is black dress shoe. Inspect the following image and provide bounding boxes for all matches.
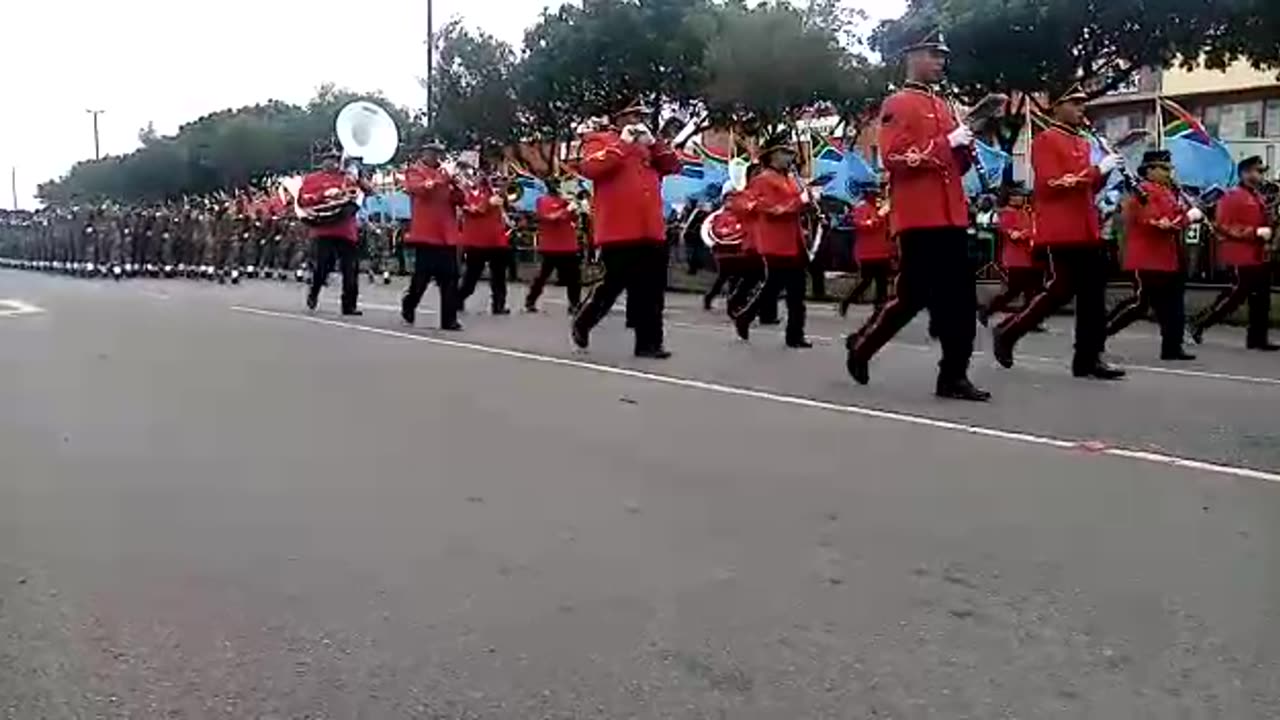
[976,306,991,328]
[936,377,992,402]
[1072,360,1126,380]
[635,347,672,359]
[991,327,1014,369]
[492,307,511,316]
[571,324,589,349]
[440,322,464,331]
[845,346,870,385]
[524,304,539,313]
[305,291,318,312]
[1189,324,1205,345]
[1161,349,1196,361]
[401,303,415,325]
[1248,341,1280,352]
[786,338,813,349]
[837,299,852,318]
[734,317,750,341]
[342,309,363,317]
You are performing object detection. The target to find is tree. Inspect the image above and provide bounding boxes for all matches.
[37,88,420,205]
[701,3,876,135]
[874,0,1227,104]
[1200,0,1280,72]
[426,20,521,162]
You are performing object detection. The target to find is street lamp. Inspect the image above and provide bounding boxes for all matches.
[86,109,106,160]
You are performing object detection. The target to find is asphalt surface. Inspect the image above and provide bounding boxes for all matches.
[3,268,1280,719]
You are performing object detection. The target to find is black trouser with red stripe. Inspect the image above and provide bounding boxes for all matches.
[573,241,668,353]
[310,235,359,313]
[984,267,1045,316]
[459,248,511,312]
[841,259,893,313]
[402,244,460,327]
[1191,265,1272,346]
[729,256,807,343]
[1105,270,1187,355]
[849,228,975,382]
[995,245,1108,365]
[525,252,582,311]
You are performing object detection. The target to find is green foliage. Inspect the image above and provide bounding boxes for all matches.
[428,20,521,158]
[38,88,418,205]
[873,0,1230,103]
[702,2,870,132]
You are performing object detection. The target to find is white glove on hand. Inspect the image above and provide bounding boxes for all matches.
[1186,207,1204,223]
[633,124,655,146]
[1097,154,1121,175]
[798,188,812,204]
[1258,227,1274,240]
[947,126,973,148]
[488,195,505,207]
[620,125,638,143]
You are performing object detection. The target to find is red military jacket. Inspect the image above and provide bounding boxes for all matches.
[1122,181,1186,273]
[298,170,359,243]
[579,130,682,246]
[1215,186,1268,267]
[404,163,462,246]
[997,206,1036,269]
[1032,122,1105,246]
[852,200,895,262]
[744,168,806,260]
[878,84,971,233]
[535,195,579,254]
[459,185,509,249]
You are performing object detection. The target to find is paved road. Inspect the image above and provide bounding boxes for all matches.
[3,269,1280,718]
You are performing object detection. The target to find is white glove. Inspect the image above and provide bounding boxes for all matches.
[633,124,655,146]
[1258,227,1273,240]
[620,125,638,143]
[1097,154,1121,175]
[798,188,812,204]
[947,125,973,148]
[1186,207,1204,223]
[488,195,505,207]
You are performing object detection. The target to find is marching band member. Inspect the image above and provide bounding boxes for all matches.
[978,183,1042,326]
[572,99,682,358]
[843,30,989,401]
[298,141,370,315]
[457,169,513,315]
[991,83,1126,380]
[525,178,583,314]
[729,135,811,347]
[702,176,755,312]
[400,138,464,330]
[1189,155,1278,351]
[838,181,894,319]
[1104,150,1197,360]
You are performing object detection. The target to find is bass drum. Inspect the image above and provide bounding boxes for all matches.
[700,208,744,252]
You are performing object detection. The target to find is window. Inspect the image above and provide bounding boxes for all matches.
[1202,101,1265,139]
[1265,99,1280,138]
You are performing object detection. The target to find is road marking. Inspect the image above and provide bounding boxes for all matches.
[0,299,45,317]
[139,290,171,300]
[231,305,1280,485]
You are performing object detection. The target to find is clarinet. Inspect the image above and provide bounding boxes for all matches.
[1084,121,1148,204]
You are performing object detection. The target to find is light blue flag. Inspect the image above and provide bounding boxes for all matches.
[962,140,1010,197]
[1167,135,1236,192]
[816,148,879,204]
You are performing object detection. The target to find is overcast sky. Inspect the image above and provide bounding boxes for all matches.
[1,0,903,209]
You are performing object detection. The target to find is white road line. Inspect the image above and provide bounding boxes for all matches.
[231,305,1280,485]
[0,299,45,317]
[139,290,171,300]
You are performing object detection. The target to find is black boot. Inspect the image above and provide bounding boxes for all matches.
[936,377,992,402]
[991,326,1015,369]
[1072,358,1126,380]
[844,336,870,386]
[1248,340,1280,352]
[400,299,415,326]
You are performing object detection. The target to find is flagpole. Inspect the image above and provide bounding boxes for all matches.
[1023,98,1033,182]
[1154,95,1165,151]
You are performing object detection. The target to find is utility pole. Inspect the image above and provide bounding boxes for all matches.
[86,109,105,160]
[10,166,16,210]
[425,0,434,126]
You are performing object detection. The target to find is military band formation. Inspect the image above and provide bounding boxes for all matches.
[2,30,1276,402]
